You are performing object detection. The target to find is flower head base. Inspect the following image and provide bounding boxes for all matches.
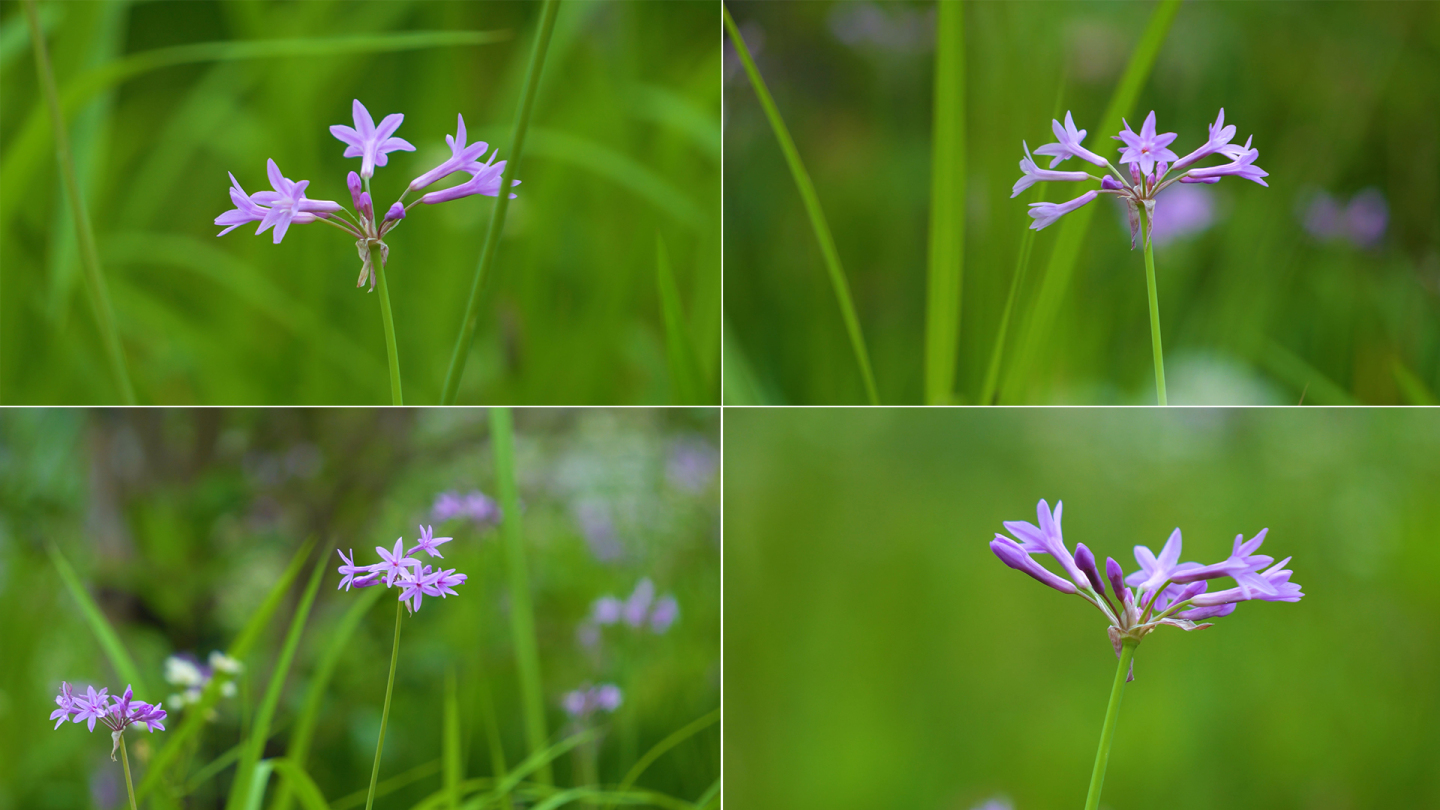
[989,499,1302,680]
[51,682,167,760]
[1013,109,1266,247]
[338,530,467,614]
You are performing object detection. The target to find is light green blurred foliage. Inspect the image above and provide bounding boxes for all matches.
[1,1,720,404]
[723,407,1440,809]
[0,407,718,809]
[723,1,1440,404]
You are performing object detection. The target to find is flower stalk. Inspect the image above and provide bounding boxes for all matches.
[365,601,405,810]
[119,735,138,810]
[1141,213,1167,405]
[1084,639,1136,810]
[370,239,403,405]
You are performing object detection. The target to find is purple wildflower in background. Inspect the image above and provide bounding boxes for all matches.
[432,490,503,526]
[51,682,167,759]
[578,580,680,647]
[623,577,655,626]
[989,498,1302,680]
[1013,108,1266,247]
[562,683,623,720]
[667,436,719,493]
[1304,188,1388,248]
[339,528,466,614]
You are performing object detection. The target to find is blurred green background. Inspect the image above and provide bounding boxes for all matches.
[724,407,1440,809]
[0,407,719,809]
[1,0,719,404]
[723,1,1440,404]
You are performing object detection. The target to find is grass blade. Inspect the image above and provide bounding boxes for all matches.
[693,778,719,810]
[440,0,561,404]
[445,668,464,810]
[473,729,597,806]
[477,675,514,810]
[332,759,442,810]
[22,0,135,403]
[490,408,551,782]
[268,760,330,810]
[607,708,718,809]
[241,760,275,810]
[228,544,330,810]
[137,537,316,802]
[1261,340,1356,405]
[1392,358,1439,405]
[48,543,148,695]
[1003,0,1182,402]
[924,0,966,405]
[657,233,704,403]
[723,6,880,405]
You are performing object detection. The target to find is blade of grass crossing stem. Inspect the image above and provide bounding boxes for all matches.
[491,408,551,782]
[137,537,316,802]
[48,544,148,695]
[267,760,330,810]
[241,760,275,810]
[22,0,135,403]
[478,675,515,810]
[332,760,442,810]
[446,668,464,810]
[723,6,880,405]
[656,233,703,403]
[1002,0,1181,402]
[924,0,965,405]
[270,586,384,810]
[228,546,330,810]
[479,730,597,803]
[440,0,560,404]
[604,708,718,810]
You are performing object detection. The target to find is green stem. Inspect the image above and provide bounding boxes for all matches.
[1141,215,1167,405]
[119,735,138,810]
[723,5,880,405]
[365,601,405,810]
[1084,640,1136,810]
[371,242,404,404]
[23,0,136,404]
[440,0,560,404]
[923,0,965,405]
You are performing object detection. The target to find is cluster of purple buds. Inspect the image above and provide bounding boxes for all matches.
[989,499,1302,680]
[562,683,623,721]
[432,489,503,527]
[337,525,467,614]
[51,683,166,760]
[1013,109,1267,247]
[216,99,520,290]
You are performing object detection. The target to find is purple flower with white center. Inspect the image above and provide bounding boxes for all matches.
[988,498,1302,681]
[339,529,467,613]
[1114,111,1179,177]
[1012,141,1092,199]
[562,683,624,720]
[330,99,415,179]
[1033,111,1109,168]
[51,682,167,760]
[432,490,503,526]
[408,524,453,559]
[409,114,490,191]
[1171,108,1237,170]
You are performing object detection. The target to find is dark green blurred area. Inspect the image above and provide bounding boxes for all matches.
[0,407,719,809]
[723,1,1440,405]
[1,0,719,404]
[724,407,1440,809]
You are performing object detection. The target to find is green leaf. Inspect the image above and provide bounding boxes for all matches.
[242,760,275,810]
[471,729,598,806]
[445,667,463,810]
[48,544,148,695]
[268,759,330,810]
[656,234,705,403]
[693,778,720,810]
[611,708,718,804]
[331,759,442,810]
[924,0,966,405]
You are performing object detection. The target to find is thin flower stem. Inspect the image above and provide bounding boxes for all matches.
[370,242,404,405]
[439,0,560,405]
[23,0,137,404]
[365,601,405,810]
[119,735,138,810]
[1141,213,1167,405]
[1084,639,1136,810]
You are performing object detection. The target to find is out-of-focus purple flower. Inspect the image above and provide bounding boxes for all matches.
[1304,188,1387,248]
[828,2,935,54]
[572,499,623,562]
[432,490,503,526]
[329,99,415,179]
[409,113,490,192]
[582,581,681,645]
[1028,190,1099,231]
[592,596,624,625]
[1013,141,1093,199]
[51,683,167,759]
[1114,112,1179,177]
[562,683,624,719]
[649,595,680,633]
[970,800,1014,810]
[623,578,655,627]
[408,524,453,559]
[1033,111,1109,168]
[1143,183,1214,246]
[667,437,719,493]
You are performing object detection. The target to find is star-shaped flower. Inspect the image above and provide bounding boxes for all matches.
[373,537,420,587]
[1114,111,1179,177]
[250,159,341,245]
[329,99,416,179]
[408,524,453,559]
[409,113,491,191]
[1033,111,1110,168]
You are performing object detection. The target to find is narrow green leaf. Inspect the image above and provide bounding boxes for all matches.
[477,675,514,810]
[1261,340,1356,405]
[445,668,463,810]
[656,233,704,404]
[1003,0,1182,402]
[242,760,276,810]
[924,0,966,405]
[693,778,719,810]
[331,759,442,810]
[611,708,718,805]
[48,544,147,695]
[229,543,330,810]
[523,787,694,810]
[137,537,316,802]
[524,128,707,232]
[723,5,880,405]
[268,759,330,810]
[475,729,598,806]
[1392,358,1439,405]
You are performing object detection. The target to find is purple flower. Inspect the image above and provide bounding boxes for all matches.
[432,490,502,526]
[649,595,680,633]
[214,173,272,236]
[1033,111,1109,168]
[1012,141,1093,199]
[336,548,371,591]
[250,159,342,244]
[562,683,623,719]
[999,499,1089,587]
[1168,530,1277,597]
[1073,542,1106,595]
[51,682,167,760]
[374,537,420,587]
[408,524,453,559]
[384,202,406,223]
[419,159,519,205]
[1125,528,1188,595]
[623,578,655,627]
[397,566,441,614]
[592,596,624,625]
[409,114,491,191]
[1187,557,1302,610]
[329,99,415,179]
[1028,190,1099,231]
[989,535,1077,594]
[1304,188,1387,247]
[1171,108,1237,170]
[1114,112,1179,177]
[1181,138,1268,187]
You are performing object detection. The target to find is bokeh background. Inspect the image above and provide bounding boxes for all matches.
[1,0,719,404]
[724,407,1440,809]
[0,407,719,809]
[723,1,1440,404]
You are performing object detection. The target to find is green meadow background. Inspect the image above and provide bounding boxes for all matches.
[723,0,1440,405]
[724,407,1440,809]
[0,407,719,809]
[1,0,719,404]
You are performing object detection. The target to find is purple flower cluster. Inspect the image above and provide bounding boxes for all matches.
[562,683,623,720]
[337,525,467,614]
[432,489,503,527]
[216,99,520,290]
[990,499,1302,678]
[1013,109,1267,248]
[51,683,166,759]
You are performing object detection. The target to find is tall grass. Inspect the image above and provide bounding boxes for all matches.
[923,0,966,405]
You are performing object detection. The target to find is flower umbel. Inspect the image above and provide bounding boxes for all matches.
[51,682,167,760]
[338,528,467,614]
